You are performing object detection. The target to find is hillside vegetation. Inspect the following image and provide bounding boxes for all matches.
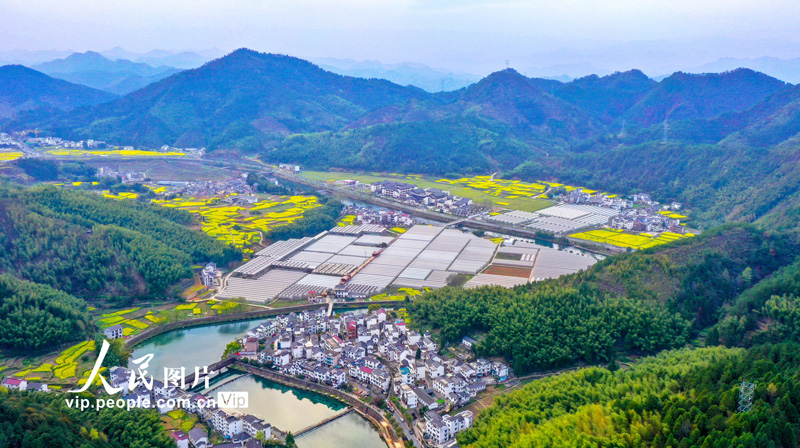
[0,184,241,301]
[0,65,115,119]
[459,343,800,448]
[409,225,800,373]
[0,391,173,448]
[0,275,93,351]
[5,49,800,229]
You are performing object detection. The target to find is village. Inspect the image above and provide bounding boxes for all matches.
[15,305,507,448]
[237,306,507,447]
[0,131,205,156]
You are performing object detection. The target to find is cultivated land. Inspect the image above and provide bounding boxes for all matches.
[0,150,23,161]
[300,170,554,212]
[44,148,187,157]
[153,194,320,250]
[0,298,260,388]
[85,159,238,181]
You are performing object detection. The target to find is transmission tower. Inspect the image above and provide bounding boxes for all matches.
[737,381,756,413]
[505,60,510,69]
[661,119,669,143]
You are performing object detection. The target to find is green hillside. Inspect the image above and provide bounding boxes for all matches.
[0,184,241,302]
[458,344,800,448]
[409,225,800,373]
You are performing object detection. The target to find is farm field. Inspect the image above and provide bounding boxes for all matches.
[153,194,321,249]
[0,340,98,388]
[0,296,251,387]
[85,159,237,181]
[300,170,557,212]
[0,151,23,162]
[45,148,187,157]
[569,229,695,250]
[484,265,533,278]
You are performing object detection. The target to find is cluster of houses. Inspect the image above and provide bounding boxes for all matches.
[0,377,50,392]
[370,181,481,216]
[424,409,474,446]
[632,193,683,211]
[160,145,205,157]
[105,366,272,448]
[277,163,302,173]
[96,166,148,182]
[341,206,415,227]
[239,307,511,446]
[176,177,254,197]
[560,190,631,209]
[609,209,685,233]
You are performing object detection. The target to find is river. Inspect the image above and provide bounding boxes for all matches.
[130,319,386,448]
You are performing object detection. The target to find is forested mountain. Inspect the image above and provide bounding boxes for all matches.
[0,184,241,302]
[6,49,795,160]
[33,51,181,95]
[4,48,800,229]
[458,344,800,448]
[0,65,116,119]
[24,49,428,149]
[622,69,788,127]
[409,225,800,373]
[550,69,656,124]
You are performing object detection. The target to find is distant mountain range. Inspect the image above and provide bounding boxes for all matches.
[33,51,182,95]
[690,57,800,84]
[310,58,480,92]
[0,65,116,119]
[2,48,799,230]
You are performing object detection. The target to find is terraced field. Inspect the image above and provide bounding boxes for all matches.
[153,194,321,249]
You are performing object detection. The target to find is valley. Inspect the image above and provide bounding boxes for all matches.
[0,38,799,448]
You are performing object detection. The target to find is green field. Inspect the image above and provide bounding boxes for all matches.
[300,170,555,212]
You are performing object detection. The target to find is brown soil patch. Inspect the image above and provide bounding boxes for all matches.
[484,265,532,278]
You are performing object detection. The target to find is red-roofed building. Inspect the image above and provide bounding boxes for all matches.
[170,431,189,448]
[1,377,26,391]
[347,321,357,340]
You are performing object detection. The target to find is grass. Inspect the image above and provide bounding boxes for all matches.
[300,171,555,212]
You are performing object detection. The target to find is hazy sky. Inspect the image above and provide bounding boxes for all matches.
[2,0,800,76]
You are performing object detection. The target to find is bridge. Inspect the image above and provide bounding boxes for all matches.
[232,361,405,448]
[294,407,354,437]
[446,212,486,227]
[200,372,251,395]
[183,356,237,391]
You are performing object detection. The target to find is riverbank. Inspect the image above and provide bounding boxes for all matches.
[125,300,400,349]
[233,362,402,448]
